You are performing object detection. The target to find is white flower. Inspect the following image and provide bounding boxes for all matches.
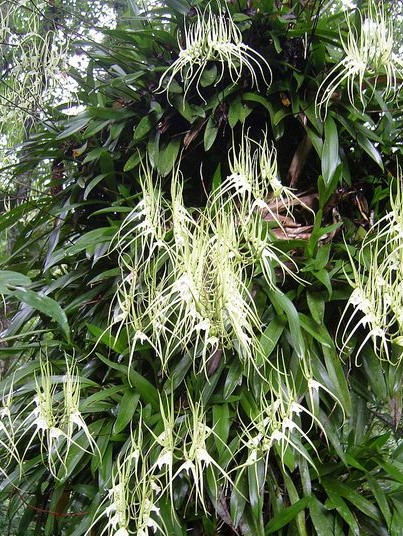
[157,5,271,102]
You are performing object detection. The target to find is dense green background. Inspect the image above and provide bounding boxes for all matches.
[1,0,403,534]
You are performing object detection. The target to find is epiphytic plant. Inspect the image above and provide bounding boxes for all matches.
[339,172,403,363]
[316,0,402,118]
[156,4,271,102]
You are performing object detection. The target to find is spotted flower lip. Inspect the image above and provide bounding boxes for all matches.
[156,4,271,102]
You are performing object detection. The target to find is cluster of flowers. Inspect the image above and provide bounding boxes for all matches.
[0,357,98,480]
[110,132,304,378]
[339,172,403,363]
[157,1,401,118]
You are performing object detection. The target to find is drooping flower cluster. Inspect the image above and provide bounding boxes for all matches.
[111,133,305,376]
[339,171,403,363]
[316,0,402,118]
[157,4,271,102]
[1,356,98,479]
[240,360,327,476]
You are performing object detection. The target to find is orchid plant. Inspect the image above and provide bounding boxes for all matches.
[316,0,402,118]
[339,172,403,363]
[157,4,271,102]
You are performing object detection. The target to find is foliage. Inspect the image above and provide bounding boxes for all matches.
[1,0,403,534]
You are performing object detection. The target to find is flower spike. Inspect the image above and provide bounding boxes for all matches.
[316,0,402,119]
[157,4,271,102]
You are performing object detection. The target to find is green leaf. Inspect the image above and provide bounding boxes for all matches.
[64,227,116,257]
[165,0,190,14]
[12,288,70,341]
[133,115,153,141]
[321,115,340,185]
[309,497,335,536]
[83,173,109,199]
[96,353,159,410]
[357,133,384,170]
[200,64,217,87]
[124,151,141,172]
[213,404,230,456]
[204,116,218,151]
[81,386,124,411]
[86,323,126,353]
[258,318,284,362]
[157,138,181,176]
[0,271,31,293]
[307,291,325,324]
[362,347,387,400]
[283,473,308,536]
[230,472,247,527]
[56,114,90,139]
[322,346,351,414]
[113,389,140,434]
[224,359,243,399]
[265,497,311,534]
[299,313,333,348]
[228,96,245,128]
[248,461,265,529]
[323,478,380,522]
[322,483,359,535]
[367,475,391,528]
[269,290,305,357]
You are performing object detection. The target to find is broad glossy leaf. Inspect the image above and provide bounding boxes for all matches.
[12,288,70,341]
[213,404,230,456]
[230,472,247,527]
[224,359,243,399]
[321,115,340,185]
[367,475,391,528]
[309,497,335,536]
[265,497,311,534]
[124,151,141,172]
[306,291,325,324]
[64,227,116,257]
[96,353,159,410]
[322,481,359,535]
[204,116,218,151]
[323,477,380,522]
[157,138,181,176]
[258,318,284,362]
[0,270,31,293]
[357,132,384,170]
[56,114,90,139]
[113,389,140,434]
[269,290,305,357]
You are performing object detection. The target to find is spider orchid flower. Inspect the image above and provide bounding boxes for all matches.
[110,265,155,374]
[339,172,403,363]
[61,359,100,458]
[0,380,21,472]
[89,427,143,536]
[240,364,326,476]
[17,358,99,479]
[113,158,167,274]
[316,0,402,119]
[211,131,304,289]
[135,478,163,536]
[173,398,234,514]
[19,359,67,478]
[157,5,271,103]
[144,201,262,375]
[338,239,391,363]
[149,394,178,502]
